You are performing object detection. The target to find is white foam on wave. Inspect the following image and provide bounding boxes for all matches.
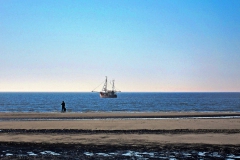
[27,152,37,156]
[84,152,94,156]
[96,153,111,157]
[40,151,60,155]
[6,153,13,156]
[198,152,206,156]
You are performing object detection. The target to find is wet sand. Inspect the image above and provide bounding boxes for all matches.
[0,112,240,159]
[1,111,240,119]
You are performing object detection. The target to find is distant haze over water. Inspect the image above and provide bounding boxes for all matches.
[0,92,239,113]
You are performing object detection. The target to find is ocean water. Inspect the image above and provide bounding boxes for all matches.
[0,92,239,113]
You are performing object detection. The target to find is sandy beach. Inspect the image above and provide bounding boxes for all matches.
[0,112,240,144]
[1,112,240,159]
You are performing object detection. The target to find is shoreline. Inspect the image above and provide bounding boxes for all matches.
[1,111,240,118]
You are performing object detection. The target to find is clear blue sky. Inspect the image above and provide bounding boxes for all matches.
[1,0,240,92]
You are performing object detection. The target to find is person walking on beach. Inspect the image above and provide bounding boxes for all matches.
[61,101,66,112]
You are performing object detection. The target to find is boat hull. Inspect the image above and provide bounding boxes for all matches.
[100,92,117,98]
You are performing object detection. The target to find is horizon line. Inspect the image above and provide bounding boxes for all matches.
[0,91,239,93]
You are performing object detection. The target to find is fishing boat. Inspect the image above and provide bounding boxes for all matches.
[92,76,120,98]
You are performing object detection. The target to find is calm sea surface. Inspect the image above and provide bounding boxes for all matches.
[0,92,239,113]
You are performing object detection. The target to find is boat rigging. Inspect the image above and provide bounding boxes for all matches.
[92,76,120,98]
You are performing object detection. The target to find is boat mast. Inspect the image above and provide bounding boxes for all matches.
[102,76,107,92]
[112,80,115,91]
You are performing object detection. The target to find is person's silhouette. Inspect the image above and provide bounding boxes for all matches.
[61,101,66,112]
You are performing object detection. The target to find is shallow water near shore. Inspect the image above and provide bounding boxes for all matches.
[1,143,240,159]
[0,92,240,112]
[2,150,240,159]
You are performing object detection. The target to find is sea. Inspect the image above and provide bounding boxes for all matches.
[0,92,239,113]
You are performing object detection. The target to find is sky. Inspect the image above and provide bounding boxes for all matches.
[0,0,240,92]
